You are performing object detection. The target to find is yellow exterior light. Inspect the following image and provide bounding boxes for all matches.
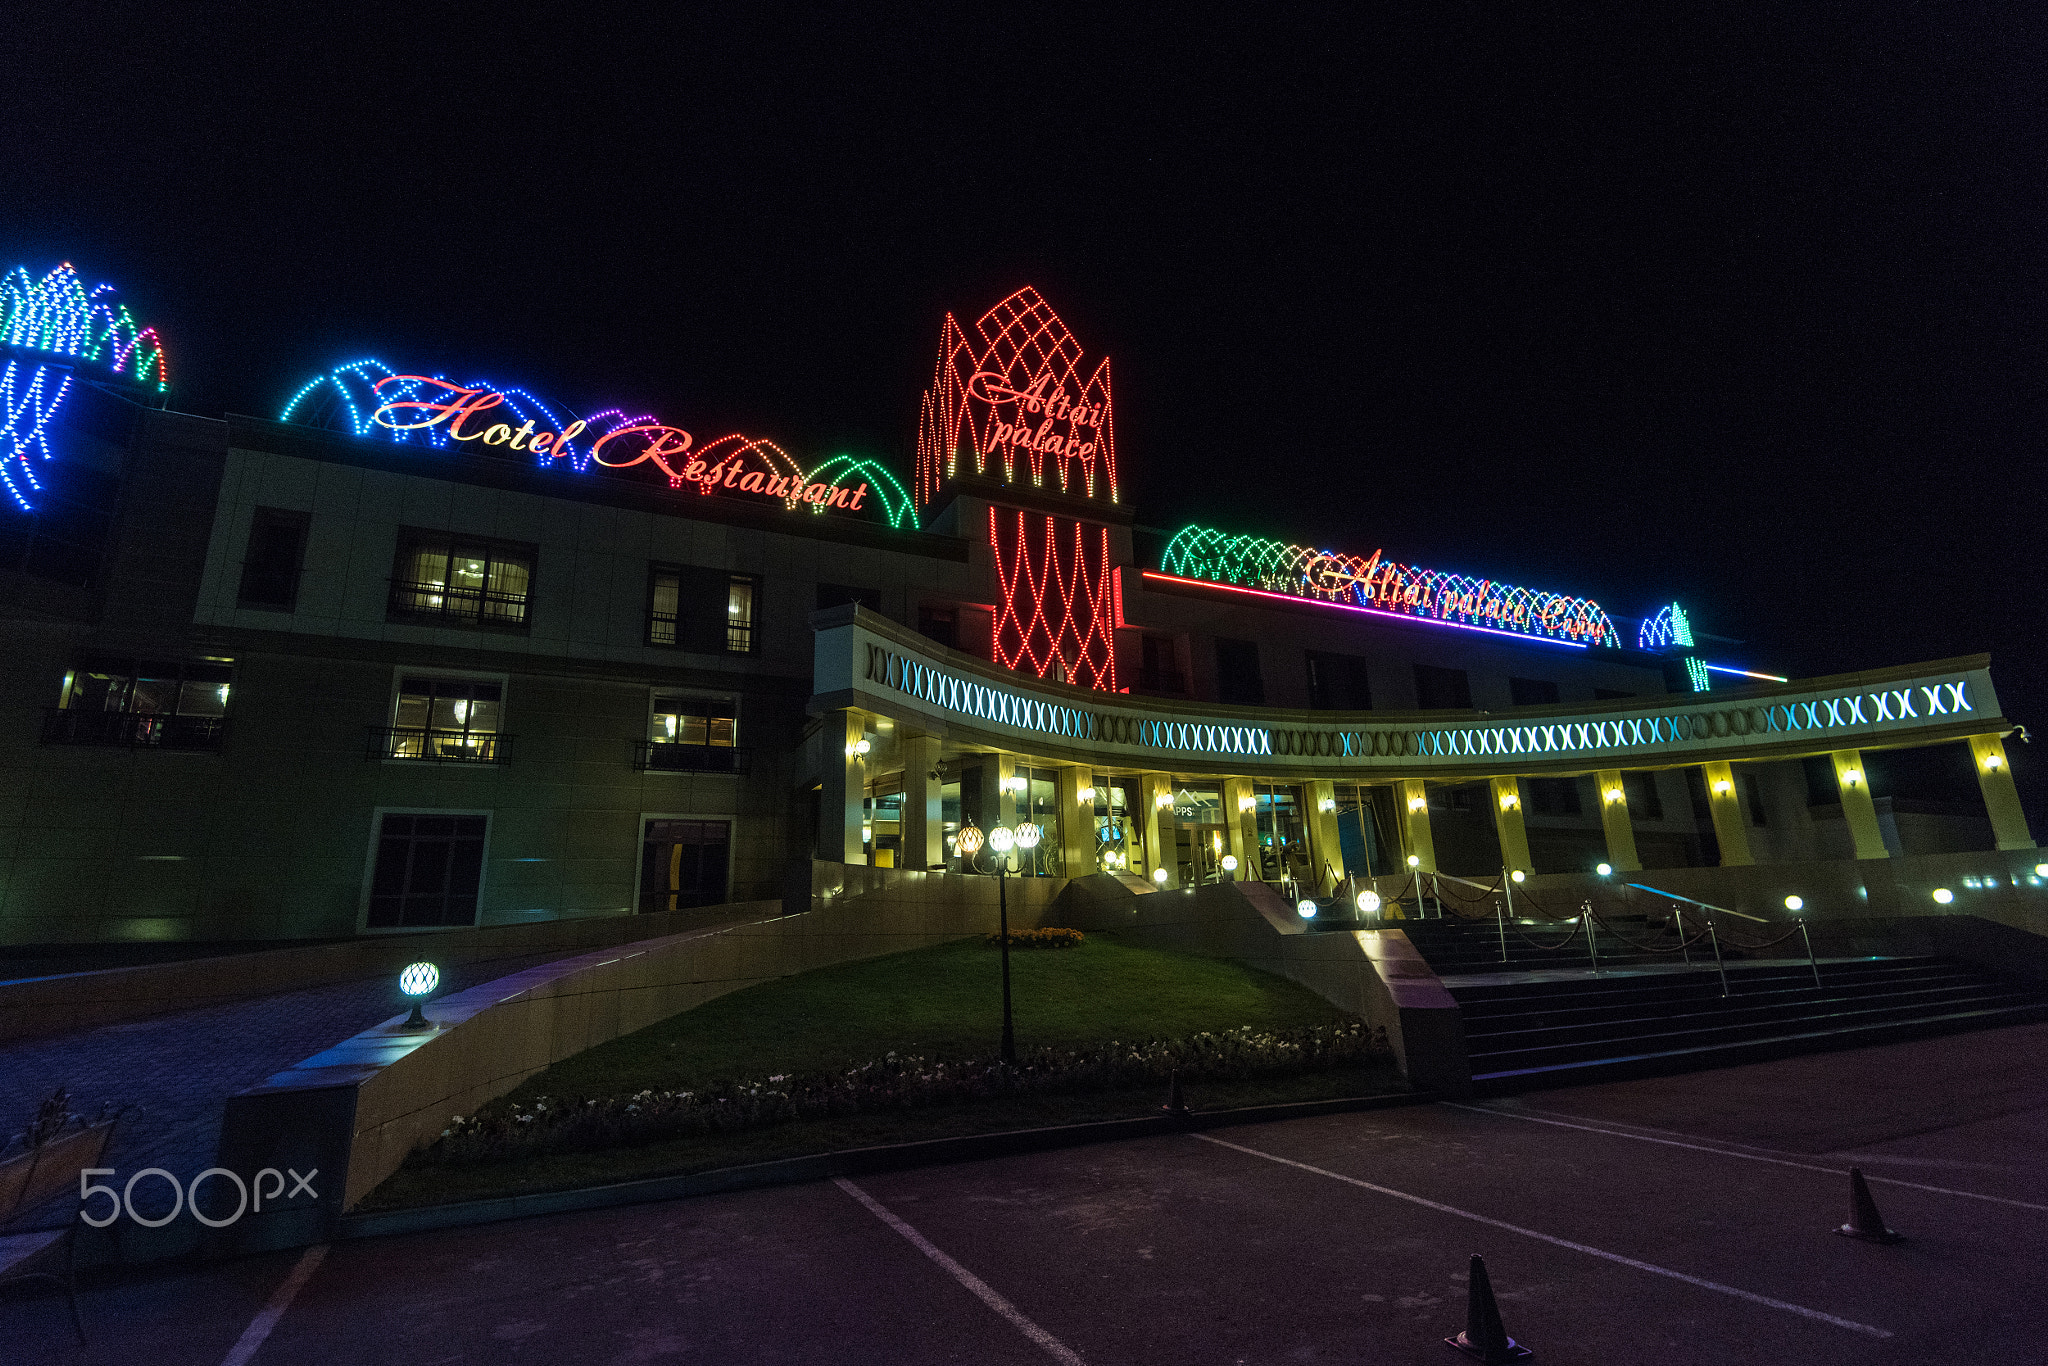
[1932,887,1954,904]
[1784,895,1804,912]
[1013,822,1042,850]
[1841,767,1863,787]
[955,823,984,858]
[1499,792,1520,811]
[1408,794,1427,812]
[1510,869,1526,883]
[852,738,870,757]
[1407,854,1421,867]
[1358,889,1382,914]
[1596,862,1612,877]
[1078,786,1097,804]
[1983,752,2004,771]
[1238,794,1256,813]
[2036,863,2048,879]
[987,826,1015,854]
[1605,787,1624,804]
[1713,778,1732,795]
[1152,866,1168,884]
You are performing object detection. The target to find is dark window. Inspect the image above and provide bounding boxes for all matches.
[1623,771,1664,820]
[388,533,533,629]
[379,676,503,762]
[1215,638,1264,705]
[817,583,881,612]
[45,655,233,750]
[1139,634,1184,694]
[1306,651,1373,710]
[1594,688,1636,700]
[1414,664,1472,710]
[1525,776,1582,816]
[640,819,730,912]
[1509,677,1560,706]
[649,564,758,653]
[918,604,959,651]
[367,813,486,928]
[237,508,310,610]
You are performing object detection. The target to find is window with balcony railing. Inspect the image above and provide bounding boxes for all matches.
[370,676,507,762]
[388,535,533,630]
[45,656,232,751]
[648,563,759,654]
[637,694,746,772]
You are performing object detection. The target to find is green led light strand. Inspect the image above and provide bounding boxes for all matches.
[1160,524,1619,647]
[804,454,920,529]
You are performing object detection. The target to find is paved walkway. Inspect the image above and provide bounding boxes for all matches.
[0,950,573,1217]
[14,1022,2048,1364]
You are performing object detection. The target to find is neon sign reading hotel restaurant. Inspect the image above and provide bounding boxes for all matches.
[279,359,919,528]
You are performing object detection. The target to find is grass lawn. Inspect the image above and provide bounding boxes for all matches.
[362,933,1407,1211]
[501,932,1359,1103]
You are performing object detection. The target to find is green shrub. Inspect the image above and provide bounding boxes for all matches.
[985,927,1085,949]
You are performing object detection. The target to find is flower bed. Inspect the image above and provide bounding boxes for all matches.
[985,927,1085,949]
[420,1022,1389,1168]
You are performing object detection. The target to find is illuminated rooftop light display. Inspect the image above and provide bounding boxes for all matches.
[916,286,1116,506]
[1637,602,1693,651]
[1155,526,1620,648]
[280,359,918,529]
[1,263,168,512]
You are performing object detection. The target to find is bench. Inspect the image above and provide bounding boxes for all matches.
[0,1111,119,1346]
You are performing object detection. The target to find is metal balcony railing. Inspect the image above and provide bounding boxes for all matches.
[386,580,529,629]
[41,709,228,751]
[368,727,509,763]
[634,741,750,774]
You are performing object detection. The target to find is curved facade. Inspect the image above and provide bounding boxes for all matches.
[0,276,2031,943]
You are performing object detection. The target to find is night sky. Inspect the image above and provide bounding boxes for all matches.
[7,7,2043,812]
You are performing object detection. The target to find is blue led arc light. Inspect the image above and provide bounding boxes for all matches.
[1,263,168,512]
[1638,602,1693,650]
[280,359,592,466]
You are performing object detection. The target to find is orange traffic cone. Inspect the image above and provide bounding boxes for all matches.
[1161,1068,1191,1118]
[1836,1167,1904,1244]
[1446,1253,1531,1361]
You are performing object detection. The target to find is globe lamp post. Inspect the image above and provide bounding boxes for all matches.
[399,961,439,1030]
[959,818,1040,1068]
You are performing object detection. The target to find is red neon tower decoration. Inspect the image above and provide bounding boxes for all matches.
[989,508,1118,691]
[916,287,1117,507]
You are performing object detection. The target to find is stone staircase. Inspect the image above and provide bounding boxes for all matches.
[1383,913,2048,1093]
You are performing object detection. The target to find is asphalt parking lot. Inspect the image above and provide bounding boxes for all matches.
[11,1021,2048,1365]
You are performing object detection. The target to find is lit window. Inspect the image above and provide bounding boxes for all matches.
[382,676,503,762]
[389,533,533,629]
[727,576,756,652]
[46,656,232,750]
[640,695,742,772]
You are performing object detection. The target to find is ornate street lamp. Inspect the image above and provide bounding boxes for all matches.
[958,818,1040,1068]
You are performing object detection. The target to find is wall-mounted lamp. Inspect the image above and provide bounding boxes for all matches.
[1238,794,1256,813]
[1984,752,2005,771]
[1078,785,1097,804]
[851,738,871,758]
[1408,795,1427,813]
[1841,767,1863,787]
[1319,797,1336,813]
[1713,778,1732,795]
[1155,791,1174,811]
[1604,787,1624,804]
[1407,854,1421,868]
[1499,792,1520,811]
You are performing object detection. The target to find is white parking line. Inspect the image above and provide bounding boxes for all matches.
[835,1177,1087,1365]
[1192,1133,1891,1339]
[219,1243,328,1366]
[1447,1101,2048,1213]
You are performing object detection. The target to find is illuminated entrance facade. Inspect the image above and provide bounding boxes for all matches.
[0,267,2031,944]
